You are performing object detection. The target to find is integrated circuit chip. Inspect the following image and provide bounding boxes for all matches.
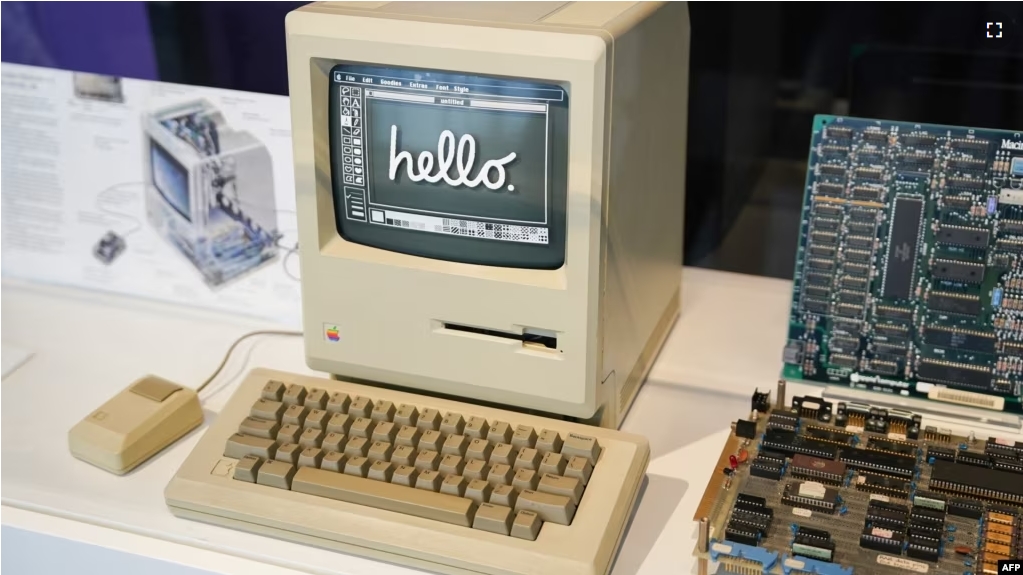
[929,460,1023,505]
[881,196,924,299]
[923,326,996,354]
[917,359,992,391]
[931,258,985,284]
[936,224,990,248]
[927,291,981,316]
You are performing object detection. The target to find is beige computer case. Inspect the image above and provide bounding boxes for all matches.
[287,2,688,428]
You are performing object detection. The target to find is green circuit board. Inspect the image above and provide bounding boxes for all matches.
[783,115,1023,413]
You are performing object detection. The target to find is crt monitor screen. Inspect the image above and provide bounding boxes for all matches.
[151,139,191,222]
[328,64,569,269]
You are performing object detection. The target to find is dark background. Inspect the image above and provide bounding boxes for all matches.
[4,2,1023,279]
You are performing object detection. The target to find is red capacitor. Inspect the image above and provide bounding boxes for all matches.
[737,448,749,463]
[729,454,738,469]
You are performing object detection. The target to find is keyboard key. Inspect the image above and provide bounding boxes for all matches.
[414,450,441,471]
[344,456,371,478]
[564,457,593,486]
[321,432,346,452]
[372,400,396,422]
[490,484,518,507]
[465,479,493,504]
[251,398,285,421]
[275,443,302,465]
[489,421,513,443]
[416,469,443,492]
[304,388,329,410]
[391,445,417,466]
[368,460,393,482]
[298,448,324,468]
[326,392,350,413]
[391,464,418,487]
[488,464,514,486]
[419,429,444,452]
[368,441,393,461]
[514,447,541,470]
[417,408,442,431]
[261,380,285,401]
[538,473,584,505]
[292,466,477,527]
[539,452,567,476]
[257,460,296,489]
[516,490,576,525]
[536,430,563,454]
[511,425,537,449]
[225,434,277,460]
[282,384,307,406]
[344,437,370,457]
[326,413,353,435]
[277,424,302,444]
[239,417,279,439]
[442,434,469,456]
[439,454,464,476]
[511,510,542,540]
[440,413,465,435]
[463,459,489,481]
[349,396,373,418]
[395,425,421,447]
[305,409,330,430]
[464,416,489,439]
[466,438,493,461]
[392,404,419,427]
[372,421,399,443]
[282,404,309,426]
[562,433,601,464]
[233,455,262,482]
[490,443,517,465]
[513,468,539,490]
[321,451,346,472]
[441,475,467,497]
[473,503,513,535]
[299,428,325,448]
[350,417,375,438]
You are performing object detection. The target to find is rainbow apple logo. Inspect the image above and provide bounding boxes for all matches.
[324,325,340,342]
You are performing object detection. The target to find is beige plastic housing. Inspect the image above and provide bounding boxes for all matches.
[287,1,689,428]
[69,375,203,474]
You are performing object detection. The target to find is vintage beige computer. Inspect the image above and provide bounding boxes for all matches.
[165,3,690,574]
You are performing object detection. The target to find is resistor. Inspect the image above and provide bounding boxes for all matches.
[954,545,973,555]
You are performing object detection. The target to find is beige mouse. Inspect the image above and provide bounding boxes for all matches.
[69,375,204,474]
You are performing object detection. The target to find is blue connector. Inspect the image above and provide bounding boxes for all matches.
[958,443,968,451]
[928,457,936,465]
[780,555,853,575]
[708,540,779,573]
[994,288,1004,309]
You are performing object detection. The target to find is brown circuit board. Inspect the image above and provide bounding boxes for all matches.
[693,381,1023,575]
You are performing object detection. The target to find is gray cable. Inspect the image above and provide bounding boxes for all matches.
[96,182,147,237]
[195,330,303,394]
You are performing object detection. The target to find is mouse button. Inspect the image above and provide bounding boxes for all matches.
[130,376,183,402]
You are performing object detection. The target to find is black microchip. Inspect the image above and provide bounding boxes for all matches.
[928,292,981,316]
[866,360,899,375]
[929,460,1023,501]
[898,153,933,166]
[805,272,832,286]
[762,430,839,460]
[843,263,870,277]
[927,446,957,462]
[951,138,990,151]
[923,327,996,354]
[829,336,860,354]
[946,177,985,191]
[875,324,909,338]
[941,497,982,519]
[910,506,946,525]
[906,543,941,562]
[852,186,883,201]
[876,306,913,320]
[829,354,858,369]
[860,527,904,553]
[814,218,841,232]
[818,164,846,177]
[845,249,872,263]
[917,359,992,391]
[904,134,936,147]
[725,522,761,546]
[736,493,768,508]
[863,129,888,142]
[957,452,992,468]
[1001,220,1023,235]
[867,438,917,456]
[846,235,873,249]
[835,304,864,318]
[949,157,986,171]
[826,126,852,140]
[992,458,1023,475]
[811,231,838,245]
[840,448,916,477]
[806,285,830,299]
[850,208,878,222]
[882,196,924,299]
[831,318,863,334]
[873,342,907,356]
[817,183,844,197]
[793,534,835,562]
[943,195,974,210]
[931,258,984,284]
[735,419,757,439]
[908,533,942,550]
[857,472,910,495]
[985,437,1023,457]
[996,239,1023,253]
[840,276,868,291]
[735,499,774,519]
[838,291,866,305]
[803,298,829,314]
[750,460,784,481]
[810,245,837,259]
[808,258,835,272]
[797,526,832,541]
[847,221,876,235]
[937,225,990,248]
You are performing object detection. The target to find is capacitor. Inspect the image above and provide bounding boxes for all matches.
[729,455,738,470]
[948,525,957,532]
[954,545,973,555]
[737,449,749,464]
[839,506,848,516]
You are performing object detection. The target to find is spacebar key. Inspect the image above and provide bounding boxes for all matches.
[292,467,478,527]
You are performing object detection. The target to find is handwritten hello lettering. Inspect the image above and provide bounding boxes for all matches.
[388,125,517,191]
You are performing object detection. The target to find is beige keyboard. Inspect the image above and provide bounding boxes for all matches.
[166,368,650,575]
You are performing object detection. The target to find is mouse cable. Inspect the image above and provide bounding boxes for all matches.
[195,329,304,393]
